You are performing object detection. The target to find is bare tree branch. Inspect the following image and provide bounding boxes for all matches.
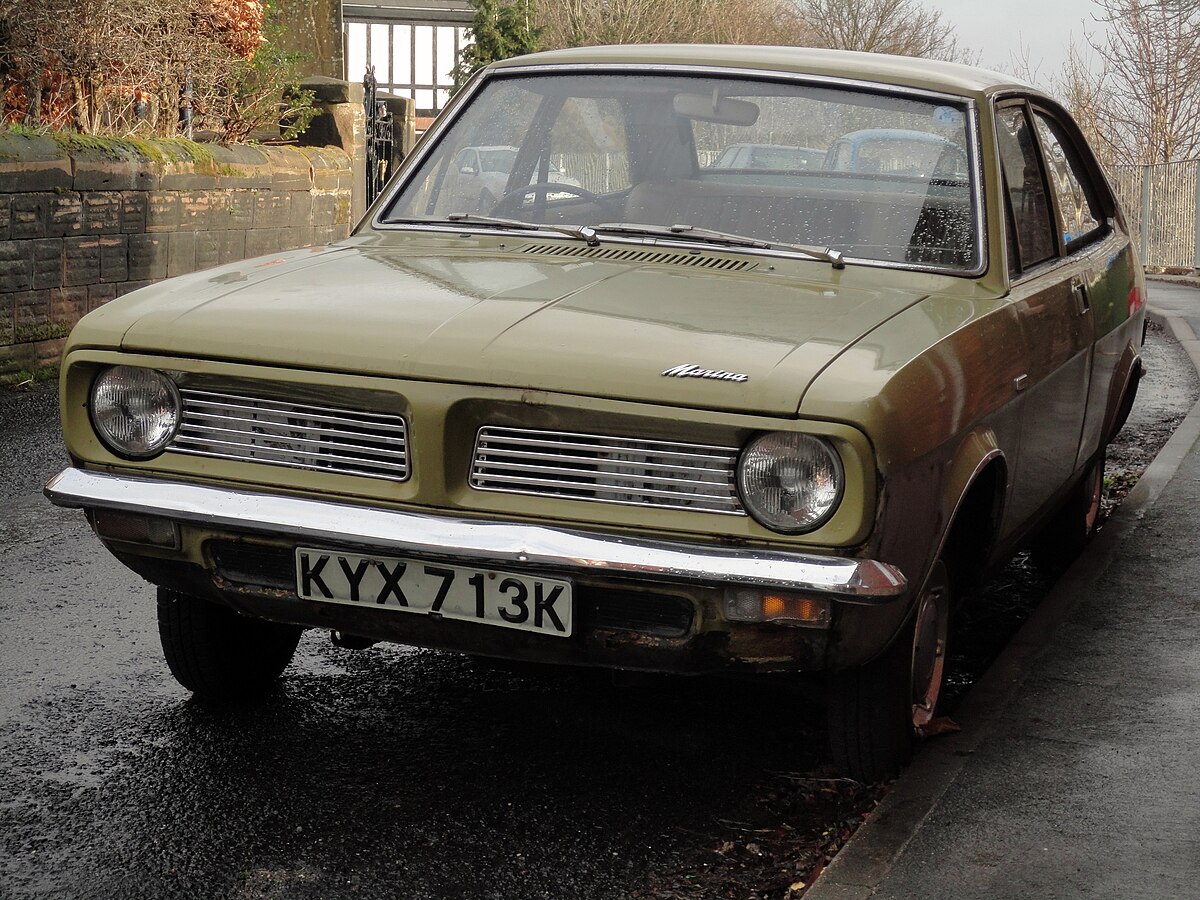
[1,0,308,141]
[1055,0,1200,166]
[536,0,809,49]
[789,0,978,63]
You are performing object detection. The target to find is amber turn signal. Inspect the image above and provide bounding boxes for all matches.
[725,588,831,628]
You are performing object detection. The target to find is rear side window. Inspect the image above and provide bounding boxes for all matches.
[1033,111,1103,250]
[997,105,1057,273]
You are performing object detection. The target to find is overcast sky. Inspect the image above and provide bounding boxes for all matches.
[931,0,1107,85]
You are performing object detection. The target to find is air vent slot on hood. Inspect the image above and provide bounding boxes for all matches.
[520,243,757,271]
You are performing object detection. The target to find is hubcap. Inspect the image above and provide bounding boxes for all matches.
[910,561,950,729]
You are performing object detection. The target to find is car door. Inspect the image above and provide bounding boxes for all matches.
[996,100,1094,529]
[1029,104,1136,470]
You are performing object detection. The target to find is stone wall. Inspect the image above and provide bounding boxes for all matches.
[0,133,354,382]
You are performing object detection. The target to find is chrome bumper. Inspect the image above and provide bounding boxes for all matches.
[45,468,907,602]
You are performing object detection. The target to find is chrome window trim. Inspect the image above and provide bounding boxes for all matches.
[991,90,1127,286]
[370,63,988,277]
[1007,227,1129,288]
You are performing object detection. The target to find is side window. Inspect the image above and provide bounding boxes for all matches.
[997,105,1057,272]
[1033,111,1103,250]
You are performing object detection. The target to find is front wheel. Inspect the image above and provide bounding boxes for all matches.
[156,588,303,702]
[827,560,951,782]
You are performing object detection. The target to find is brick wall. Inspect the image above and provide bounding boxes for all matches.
[0,132,354,382]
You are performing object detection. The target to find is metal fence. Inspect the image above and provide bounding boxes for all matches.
[1111,160,1200,270]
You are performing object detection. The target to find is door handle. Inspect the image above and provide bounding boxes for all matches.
[1071,277,1090,317]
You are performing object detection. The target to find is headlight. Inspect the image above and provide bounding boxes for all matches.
[737,432,843,533]
[89,366,181,459]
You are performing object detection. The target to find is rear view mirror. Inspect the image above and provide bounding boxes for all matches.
[673,92,760,126]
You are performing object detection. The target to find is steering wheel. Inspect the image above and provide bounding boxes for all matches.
[489,182,599,217]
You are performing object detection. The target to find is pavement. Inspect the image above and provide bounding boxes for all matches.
[807,278,1200,900]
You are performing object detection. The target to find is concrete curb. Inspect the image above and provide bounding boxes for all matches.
[806,303,1200,900]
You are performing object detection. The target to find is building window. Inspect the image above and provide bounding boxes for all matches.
[343,3,470,117]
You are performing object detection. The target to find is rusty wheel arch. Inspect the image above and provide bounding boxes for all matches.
[940,456,1008,605]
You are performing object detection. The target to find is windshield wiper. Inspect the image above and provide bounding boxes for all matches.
[443,214,600,246]
[593,222,845,269]
[383,214,842,266]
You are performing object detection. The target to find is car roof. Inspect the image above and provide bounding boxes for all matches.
[489,45,1037,101]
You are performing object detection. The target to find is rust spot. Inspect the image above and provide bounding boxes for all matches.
[519,390,549,406]
[602,631,667,649]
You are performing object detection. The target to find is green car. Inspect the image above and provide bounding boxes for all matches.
[46,46,1145,782]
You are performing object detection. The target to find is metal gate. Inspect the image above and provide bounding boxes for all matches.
[364,66,394,207]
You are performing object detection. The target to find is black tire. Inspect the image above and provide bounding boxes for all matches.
[828,560,951,783]
[156,588,303,702]
[1030,451,1105,566]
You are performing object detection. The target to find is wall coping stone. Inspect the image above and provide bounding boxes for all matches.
[0,133,73,192]
[0,132,351,195]
[301,75,365,105]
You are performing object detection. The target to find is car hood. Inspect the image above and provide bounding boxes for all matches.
[82,240,934,416]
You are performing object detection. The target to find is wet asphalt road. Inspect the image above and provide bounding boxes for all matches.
[0,384,823,899]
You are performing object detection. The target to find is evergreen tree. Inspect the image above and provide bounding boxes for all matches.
[451,0,541,93]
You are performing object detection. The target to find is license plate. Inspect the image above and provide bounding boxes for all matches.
[294,548,572,637]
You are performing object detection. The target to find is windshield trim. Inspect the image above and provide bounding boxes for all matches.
[478,61,982,107]
[367,63,988,278]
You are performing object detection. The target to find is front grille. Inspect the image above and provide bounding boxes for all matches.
[471,426,743,514]
[170,388,409,481]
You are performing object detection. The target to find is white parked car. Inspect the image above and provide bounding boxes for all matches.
[444,145,583,209]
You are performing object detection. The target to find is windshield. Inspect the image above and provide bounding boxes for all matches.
[383,72,980,271]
